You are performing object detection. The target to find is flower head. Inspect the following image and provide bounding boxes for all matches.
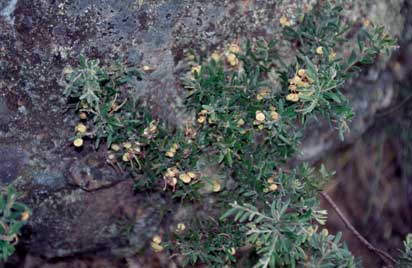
[111,144,121,151]
[187,172,197,179]
[123,142,132,149]
[152,235,162,244]
[143,65,154,72]
[197,116,206,124]
[228,43,241,54]
[165,151,175,158]
[286,93,299,102]
[75,123,87,133]
[73,138,84,147]
[179,173,192,184]
[176,223,186,233]
[255,111,266,122]
[279,16,291,27]
[21,211,30,221]
[227,53,239,66]
[269,183,278,191]
[271,111,280,121]
[151,235,163,252]
[211,52,221,62]
[237,118,245,127]
[212,180,222,192]
[191,65,202,75]
[122,153,130,162]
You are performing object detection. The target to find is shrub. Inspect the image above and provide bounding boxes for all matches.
[62,1,401,267]
[0,186,30,261]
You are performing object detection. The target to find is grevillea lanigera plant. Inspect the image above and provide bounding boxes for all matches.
[0,186,30,262]
[61,1,410,268]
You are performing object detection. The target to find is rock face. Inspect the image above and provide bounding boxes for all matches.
[0,0,408,259]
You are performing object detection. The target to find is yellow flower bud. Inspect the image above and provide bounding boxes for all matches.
[227,53,239,66]
[73,138,84,147]
[212,180,222,192]
[75,123,87,133]
[316,46,324,55]
[271,111,280,121]
[191,65,202,74]
[151,242,164,252]
[255,111,266,122]
[229,247,236,255]
[111,144,121,151]
[187,172,197,179]
[123,142,132,149]
[237,118,245,127]
[197,116,206,124]
[165,168,177,178]
[298,69,306,77]
[152,235,162,244]
[179,173,192,184]
[211,52,221,62]
[165,151,175,158]
[290,75,302,85]
[168,177,178,187]
[288,84,297,91]
[143,65,153,72]
[269,183,278,191]
[122,153,130,162]
[286,93,299,102]
[21,211,30,221]
[176,223,186,232]
[279,16,290,27]
[228,43,240,54]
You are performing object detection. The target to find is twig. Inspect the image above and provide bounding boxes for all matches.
[320,191,396,267]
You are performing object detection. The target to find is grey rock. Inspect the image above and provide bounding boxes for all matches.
[27,179,164,258]
[0,0,409,259]
[0,144,27,184]
[68,152,126,191]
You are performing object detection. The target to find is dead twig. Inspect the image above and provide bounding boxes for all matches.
[320,191,396,267]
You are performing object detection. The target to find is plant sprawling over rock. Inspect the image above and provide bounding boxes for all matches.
[61,1,402,267]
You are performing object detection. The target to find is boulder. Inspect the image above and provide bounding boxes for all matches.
[0,0,408,259]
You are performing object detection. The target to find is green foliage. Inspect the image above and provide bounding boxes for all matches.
[219,165,358,268]
[397,234,412,268]
[223,200,358,268]
[62,56,143,148]
[0,186,30,261]
[63,1,397,268]
[170,219,244,268]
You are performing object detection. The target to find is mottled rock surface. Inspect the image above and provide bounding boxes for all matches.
[0,0,408,259]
